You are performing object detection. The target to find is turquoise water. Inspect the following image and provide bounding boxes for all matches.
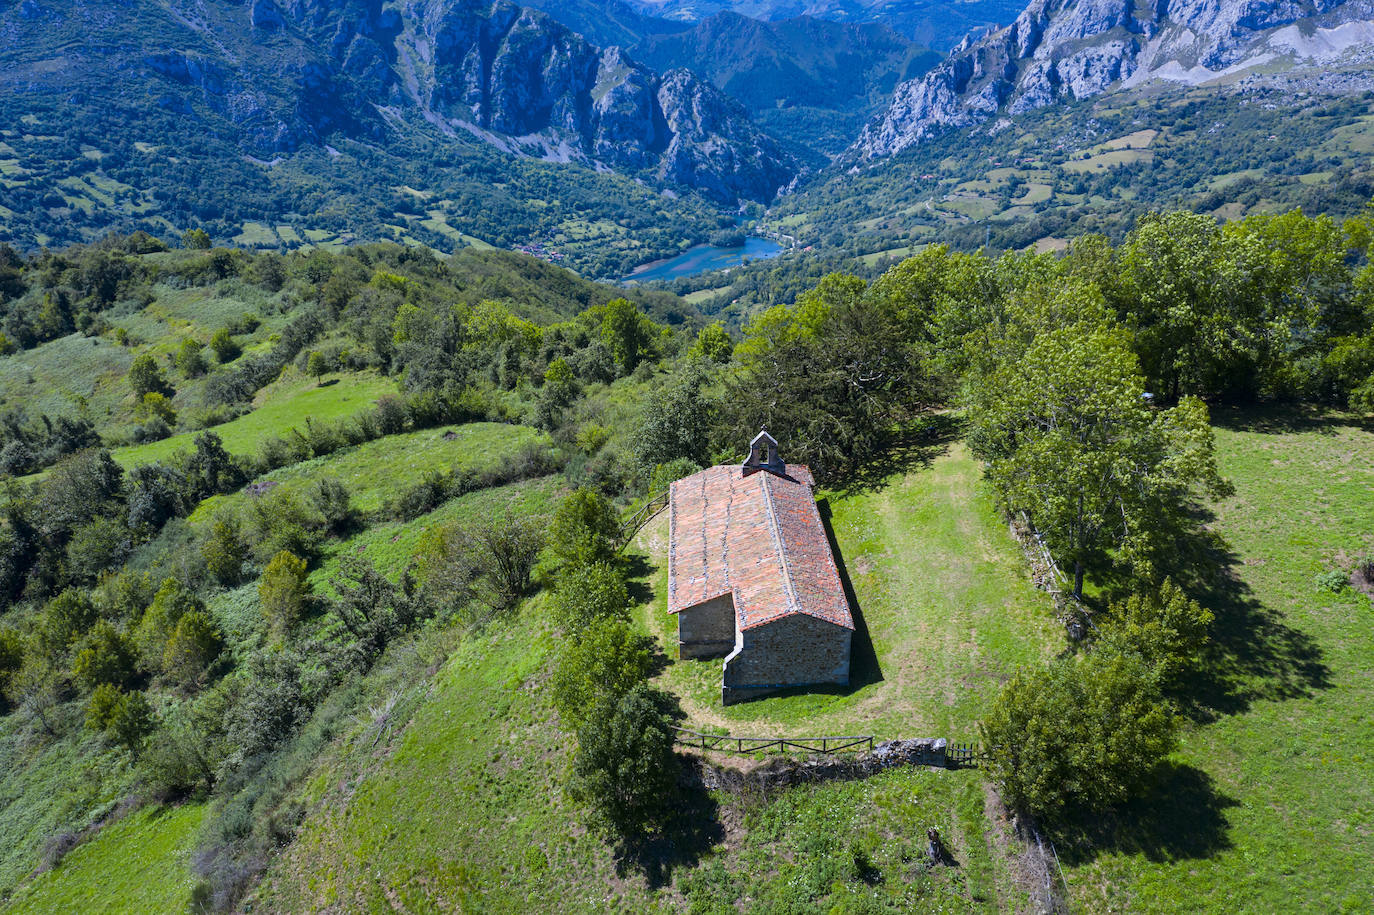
[624,236,783,283]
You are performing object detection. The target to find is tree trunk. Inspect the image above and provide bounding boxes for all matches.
[1073,561,1085,601]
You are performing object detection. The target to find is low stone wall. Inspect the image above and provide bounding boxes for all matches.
[692,738,951,792]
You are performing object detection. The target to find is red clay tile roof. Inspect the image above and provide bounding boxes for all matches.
[667,464,853,631]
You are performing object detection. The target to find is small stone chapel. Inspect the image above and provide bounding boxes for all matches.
[667,430,854,704]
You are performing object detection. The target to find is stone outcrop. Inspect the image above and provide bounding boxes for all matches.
[853,0,1374,157]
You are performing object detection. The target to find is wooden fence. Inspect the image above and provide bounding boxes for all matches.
[946,743,979,767]
[617,490,669,549]
[671,726,873,755]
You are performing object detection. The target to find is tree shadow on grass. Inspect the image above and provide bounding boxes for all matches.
[1159,514,1331,721]
[1088,504,1331,722]
[1052,762,1239,866]
[623,552,657,608]
[832,412,962,496]
[1211,402,1374,436]
[616,757,725,888]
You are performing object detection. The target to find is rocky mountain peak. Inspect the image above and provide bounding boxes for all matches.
[852,0,1374,158]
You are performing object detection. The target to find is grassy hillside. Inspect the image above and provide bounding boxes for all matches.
[112,372,397,470]
[248,438,1053,912]
[2,804,205,914]
[4,408,1370,912]
[1065,410,1374,913]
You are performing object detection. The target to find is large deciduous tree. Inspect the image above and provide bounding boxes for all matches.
[967,290,1228,597]
[729,273,932,483]
[568,683,679,842]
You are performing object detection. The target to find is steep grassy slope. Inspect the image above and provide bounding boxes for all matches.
[2,804,205,914]
[112,372,398,469]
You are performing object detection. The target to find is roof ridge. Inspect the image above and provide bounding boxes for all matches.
[759,471,802,618]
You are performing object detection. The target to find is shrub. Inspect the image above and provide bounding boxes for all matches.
[575,423,611,455]
[163,610,223,688]
[550,617,653,729]
[551,561,631,630]
[548,488,620,569]
[87,685,156,756]
[135,578,203,669]
[305,350,328,378]
[203,518,249,586]
[329,556,418,657]
[66,516,133,582]
[0,627,22,708]
[648,458,701,498]
[183,432,244,502]
[209,327,240,364]
[981,653,1179,822]
[71,621,137,691]
[260,550,310,636]
[140,694,225,799]
[37,589,99,659]
[459,513,544,614]
[106,690,156,756]
[374,395,409,435]
[243,489,324,561]
[568,684,679,841]
[1314,569,1350,593]
[85,682,125,731]
[137,392,178,426]
[175,338,206,378]
[1095,578,1213,679]
[127,462,185,530]
[127,352,172,398]
[689,321,734,363]
[0,438,34,476]
[95,571,156,626]
[182,228,211,250]
[308,478,356,536]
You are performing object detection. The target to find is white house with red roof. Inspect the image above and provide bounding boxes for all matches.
[667,430,854,705]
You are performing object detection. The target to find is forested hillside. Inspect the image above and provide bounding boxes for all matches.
[0,205,1371,911]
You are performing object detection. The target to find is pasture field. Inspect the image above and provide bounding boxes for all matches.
[110,372,397,468]
[189,422,545,519]
[1065,410,1374,913]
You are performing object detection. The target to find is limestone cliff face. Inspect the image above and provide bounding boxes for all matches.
[278,0,799,201]
[852,0,1374,157]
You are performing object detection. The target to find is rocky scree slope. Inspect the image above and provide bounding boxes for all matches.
[853,0,1374,157]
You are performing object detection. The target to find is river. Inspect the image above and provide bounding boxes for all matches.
[623,236,783,284]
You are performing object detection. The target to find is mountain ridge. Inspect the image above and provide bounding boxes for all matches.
[1,0,800,205]
[853,0,1374,159]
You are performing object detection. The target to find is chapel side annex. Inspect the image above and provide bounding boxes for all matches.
[667,431,854,704]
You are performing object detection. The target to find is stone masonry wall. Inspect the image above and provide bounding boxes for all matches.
[723,614,851,701]
[678,593,736,659]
